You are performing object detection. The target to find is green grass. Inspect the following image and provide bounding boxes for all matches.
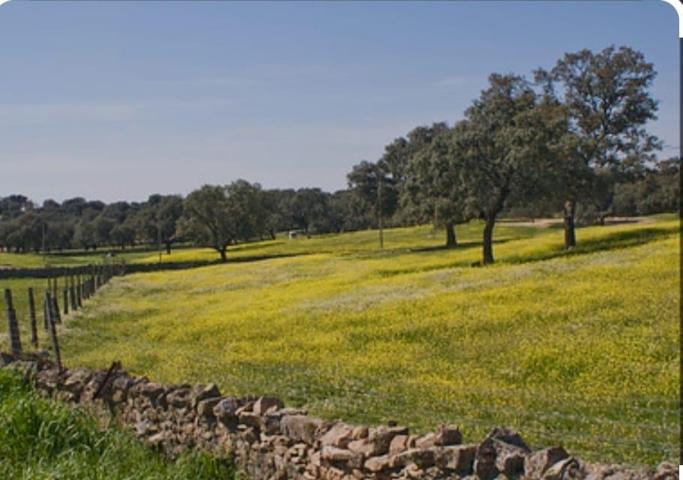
[0,368,236,480]
[0,221,545,269]
[1,215,679,466]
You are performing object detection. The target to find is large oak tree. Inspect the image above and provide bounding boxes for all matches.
[456,74,566,264]
[536,46,660,248]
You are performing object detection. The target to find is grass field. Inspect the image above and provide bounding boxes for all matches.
[1,215,679,466]
[0,368,236,479]
[0,220,546,269]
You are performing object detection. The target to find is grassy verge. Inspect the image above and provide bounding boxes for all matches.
[0,368,236,480]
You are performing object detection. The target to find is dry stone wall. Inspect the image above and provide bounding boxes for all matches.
[1,353,677,480]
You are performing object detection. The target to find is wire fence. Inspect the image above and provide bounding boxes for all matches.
[1,261,125,360]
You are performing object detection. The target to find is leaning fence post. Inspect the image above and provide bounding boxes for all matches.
[63,287,69,315]
[4,288,22,355]
[45,292,62,370]
[76,275,82,307]
[28,287,38,348]
[43,290,49,330]
[51,293,62,324]
[52,276,58,301]
[69,276,77,311]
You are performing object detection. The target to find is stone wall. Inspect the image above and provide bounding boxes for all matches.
[0,353,676,480]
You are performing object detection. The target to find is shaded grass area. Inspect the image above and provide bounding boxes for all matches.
[0,368,236,480]
[48,216,680,467]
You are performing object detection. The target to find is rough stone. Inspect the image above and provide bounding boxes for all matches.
[434,425,462,446]
[654,463,678,480]
[485,427,530,452]
[139,382,165,403]
[321,446,363,469]
[364,455,392,473]
[526,447,570,478]
[351,426,368,440]
[367,426,409,456]
[389,434,410,454]
[253,396,285,416]
[280,415,324,445]
[63,368,93,395]
[474,437,499,480]
[192,383,221,407]
[543,457,582,480]
[435,444,477,475]
[494,439,528,477]
[391,447,436,469]
[347,438,375,457]
[415,433,437,449]
[166,387,192,409]
[196,396,222,418]
[213,397,241,420]
[239,411,263,430]
[320,423,354,449]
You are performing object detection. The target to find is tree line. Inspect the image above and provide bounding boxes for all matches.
[0,46,678,264]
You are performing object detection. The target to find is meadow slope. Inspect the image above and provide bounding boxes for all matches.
[1,216,679,466]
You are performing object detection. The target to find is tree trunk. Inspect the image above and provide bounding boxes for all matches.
[563,200,576,249]
[218,247,227,263]
[165,241,172,255]
[445,223,457,248]
[483,218,495,265]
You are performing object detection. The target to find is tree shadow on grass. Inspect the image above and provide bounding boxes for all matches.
[505,224,679,265]
[407,237,518,254]
[375,224,677,277]
[124,252,315,274]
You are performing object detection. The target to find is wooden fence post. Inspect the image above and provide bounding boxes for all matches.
[4,288,22,354]
[76,275,82,307]
[45,292,62,370]
[28,287,38,348]
[63,287,69,315]
[43,290,49,330]
[51,293,61,324]
[69,277,77,311]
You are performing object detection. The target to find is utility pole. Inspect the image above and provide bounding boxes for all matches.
[377,171,384,251]
[41,219,47,263]
[157,214,162,264]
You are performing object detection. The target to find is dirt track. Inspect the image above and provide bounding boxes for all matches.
[499,216,655,228]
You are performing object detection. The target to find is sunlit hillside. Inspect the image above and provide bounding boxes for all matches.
[1,216,679,466]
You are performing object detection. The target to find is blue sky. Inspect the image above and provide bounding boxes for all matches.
[0,0,678,203]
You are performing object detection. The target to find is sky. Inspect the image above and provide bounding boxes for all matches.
[0,0,679,203]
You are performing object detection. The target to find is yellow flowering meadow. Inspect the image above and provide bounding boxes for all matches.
[1,215,679,466]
